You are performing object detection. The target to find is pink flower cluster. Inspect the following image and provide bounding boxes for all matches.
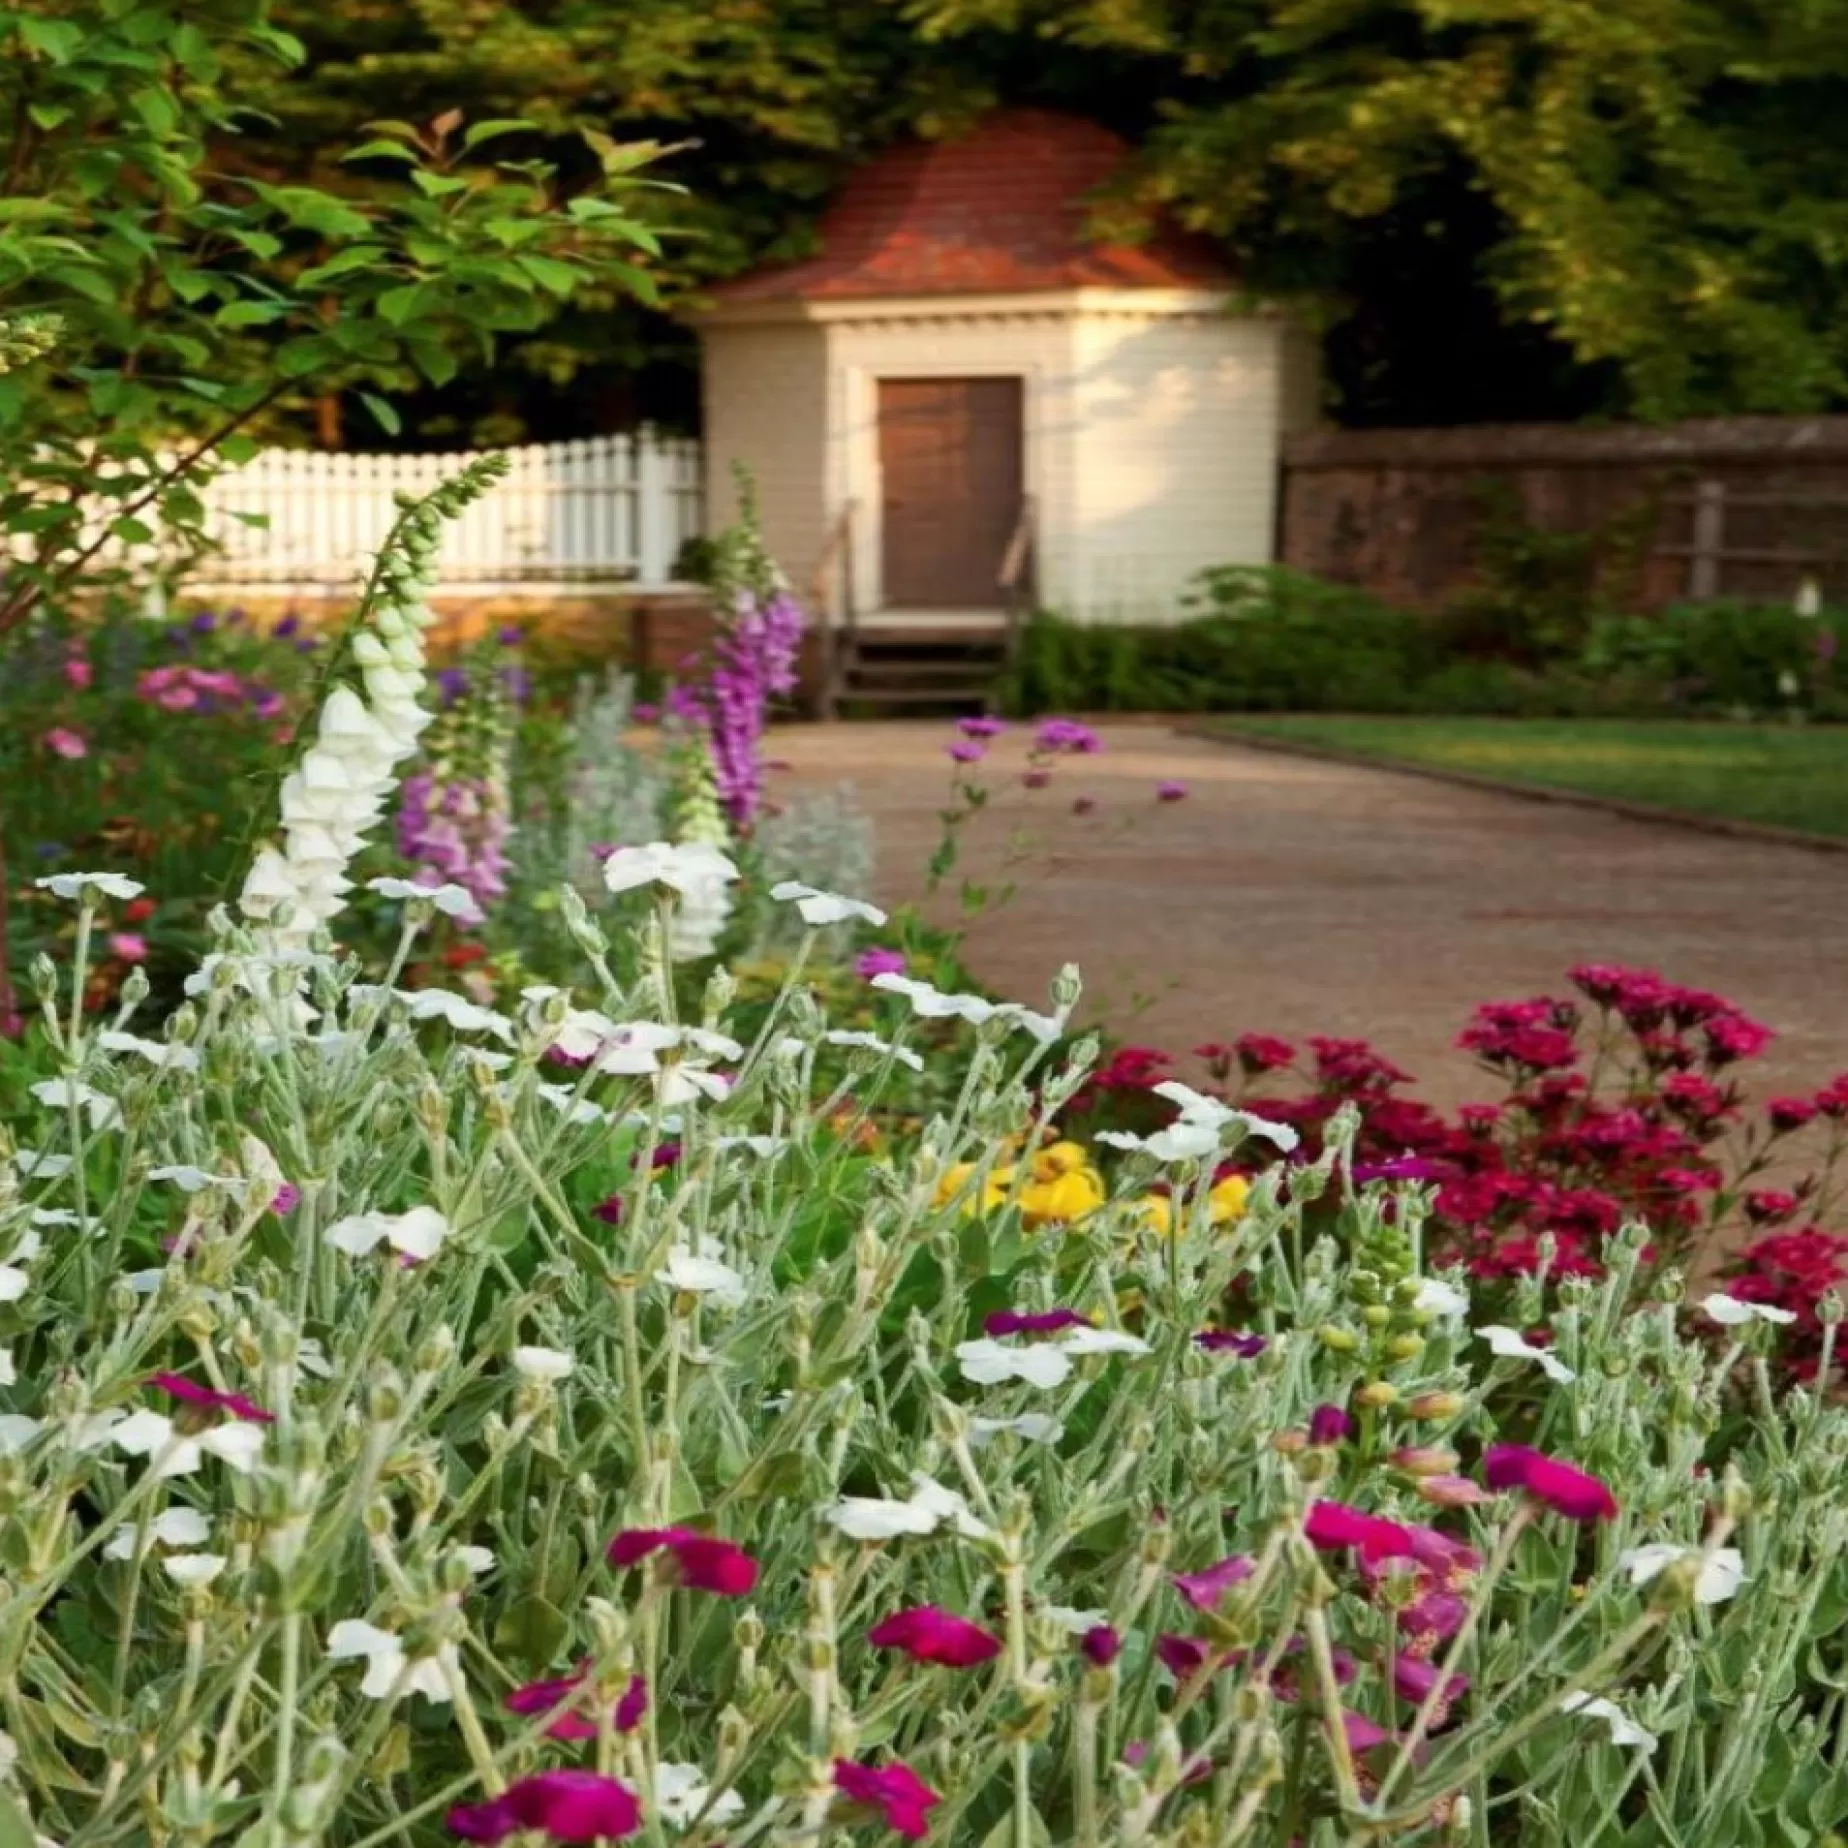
[396,771,510,925]
[136,663,284,718]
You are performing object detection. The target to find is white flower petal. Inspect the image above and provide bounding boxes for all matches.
[769,881,887,928]
[1059,1327,1150,1359]
[1479,1325,1576,1384]
[13,1149,72,1180]
[198,1423,266,1473]
[325,1213,385,1257]
[823,1496,940,1541]
[604,841,739,896]
[366,878,477,917]
[1561,1692,1657,1752]
[661,1245,746,1309]
[163,1554,228,1586]
[955,1338,1074,1389]
[385,1207,449,1261]
[34,872,144,901]
[512,1346,575,1383]
[0,1415,42,1455]
[654,1763,747,1829]
[1698,1292,1796,1328]
[1413,1278,1471,1319]
[455,1546,497,1577]
[1617,1544,1747,1605]
[969,1413,1064,1445]
[906,1473,991,1539]
[0,1349,13,1387]
[0,1269,28,1305]
[1042,1605,1108,1634]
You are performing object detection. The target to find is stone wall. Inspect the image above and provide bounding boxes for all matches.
[1279,416,1848,611]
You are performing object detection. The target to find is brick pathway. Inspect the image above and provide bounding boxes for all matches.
[771,718,1848,1109]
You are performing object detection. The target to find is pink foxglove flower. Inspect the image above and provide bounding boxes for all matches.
[448,1770,642,1843]
[606,1526,759,1596]
[1393,1655,1469,1727]
[1172,1554,1255,1612]
[504,1667,647,1740]
[867,1606,1002,1668]
[146,1373,274,1425]
[831,1760,940,1841]
[1483,1443,1618,1522]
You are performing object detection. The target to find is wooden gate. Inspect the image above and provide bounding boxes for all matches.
[876,377,1023,609]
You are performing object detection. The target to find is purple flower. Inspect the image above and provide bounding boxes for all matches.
[270,1184,301,1216]
[674,591,807,826]
[274,615,300,640]
[592,1195,624,1226]
[1308,1404,1355,1446]
[1194,1328,1267,1357]
[832,1761,940,1842]
[1156,780,1188,802]
[1080,1624,1122,1666]
[448,1771,642,1843]
[188,612,217,635]
[983,1308,1092,1337]
[434,668,469,706]
[504,1667,647,1740]
[497,625,524,646]
[868,1606,1003,1667]
[1022,769,1051,789]
[948,741,987,765]
[957,717,1006,738]
[632,702,659,723]
[147,1373,273,1425]
[855,947,908,980]
[1172,1554,1255,1611]
[607,1527,759,1595]
[1036,717,1101,754]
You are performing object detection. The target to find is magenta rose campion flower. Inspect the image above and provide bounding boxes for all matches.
[947,740,986,765]
[448,1771,642,1843]
[868,1606,1002,1668]
[1305,1501,1417,1561]
[1156,780,1188,802]
[854,947,908,980]
[983,1308,1092,1337]
[606,1527,759,1596]
[504,1668,647,1740]
[1308,1404,1355,1446]
[832,1760,941,1840]
[1080,1624,1122,1667]
[146,1373,273,1425]
[1172,1553,1256,1612]
[1483,1444,1618,1522]
[1194,1328,1267,1357]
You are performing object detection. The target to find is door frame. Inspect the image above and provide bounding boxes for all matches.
[838,359,1042,618]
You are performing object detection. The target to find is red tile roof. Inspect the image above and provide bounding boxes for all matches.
[710,109,1232,303]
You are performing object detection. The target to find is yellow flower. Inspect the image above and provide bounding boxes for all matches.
[1019,1165,1105,1228]
[1209,1175,1251,1225]
[1130,1194,1173,1237]
[934,1161,1014,1215]
[1030,1140,1092,1182]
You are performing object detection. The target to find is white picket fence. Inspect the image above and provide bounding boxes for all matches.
[175,432,703,593]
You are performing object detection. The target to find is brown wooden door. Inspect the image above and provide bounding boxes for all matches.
[877,377,1023,609]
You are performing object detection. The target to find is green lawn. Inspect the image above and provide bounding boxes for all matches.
[1215,716,1848,839]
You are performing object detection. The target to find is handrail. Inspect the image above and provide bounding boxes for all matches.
[998,492,1035,594]
[809,499,857,720]
[997,493,1035,665]
[810,498,858,628]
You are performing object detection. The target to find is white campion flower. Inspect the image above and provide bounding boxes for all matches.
[512,1346,575,1383]
[104,1506,214,1558]
[1151,1081,1301,1152]
[326,1618,456,1703]
[0,1263,28,1305]
[1095,1122,1222,1163]
[400,989,515,1042]
[1698,1292,1797,1328]
[824,1030,925,1072]
[1478,1325,1576,1384]
[367,877,479,914]
[970,1412,1064,1446]
[148,1166,241,1194]
[548,1009,620,1061]
[1413,1278,1471,1318]
[325,1207,449,1262]
[768,881,888,928]
[97,1030,199,1072]
[454,1547,497,1577]
[873,971,1010,1027]
[0,1415,40,1455]
[823,1473,990,1542]
[654,1763,747,1830]
[1061,1326,1151,1359]
[163,1554,228,1587]
[30,1079,121,1132]
[33,872,144,902]
[13,1149,72,1180]
[0,1350,12,1387]
[29,1209,85,1229]
[111,1410,265,1478]
[713,1135,788,1157]
[1617,1544,1747,1605]
[603,840,739,895]
[1042,1606,1109,1634]
[956,1338,1074,1389]
[660,1242,747,1310]
[531,1084,610,1128]
[1561,1692,1657,1752]
[657,1064,731,1107]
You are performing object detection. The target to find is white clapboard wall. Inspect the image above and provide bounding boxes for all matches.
[173,432,703,592]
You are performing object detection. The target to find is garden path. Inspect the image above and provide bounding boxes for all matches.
[771,718,1848,1110]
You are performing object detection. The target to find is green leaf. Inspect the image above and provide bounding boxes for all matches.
[218,434,260,466]
[462,118,539,150]
[358,391,401,437]
[128,87,179,137]
[16,16,84,62]
[341,141,421,166]
[243,20,306,64]
[492,1597,570,1668]
[214,301,292,330]
[410,171,471,199]
[253,186,372,240]
[43,265,120,305]
[170,22,218,77]
[26,103,72,131]
[297,245,389,287]
[0,1785,35,1848]
[228,510,270,529]
[376,283,433,328]
[405,341,458,388]
[515,254,585,297]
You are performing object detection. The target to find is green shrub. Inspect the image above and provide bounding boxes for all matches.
[1582,600,1844,715]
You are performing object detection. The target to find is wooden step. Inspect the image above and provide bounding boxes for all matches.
[845,659,1000,685]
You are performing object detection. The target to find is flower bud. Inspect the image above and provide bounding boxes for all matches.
[1407,1390,1465,1421]
[1391,1445,1458,1477]
[1354,1381,1397,1409]
[1384,1333,1424,1361]
[31,954,56,1001]
[1317,1324,1359,1354]
[1361,1305,1392,1329]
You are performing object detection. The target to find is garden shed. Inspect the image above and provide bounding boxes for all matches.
[692,108,1319,706]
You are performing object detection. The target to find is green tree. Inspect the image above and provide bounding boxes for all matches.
[0,0,673,634]
[910,0,1848,420]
